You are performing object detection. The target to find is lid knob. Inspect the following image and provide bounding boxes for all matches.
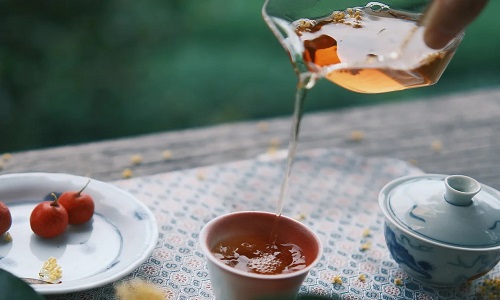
[444,175,481,206]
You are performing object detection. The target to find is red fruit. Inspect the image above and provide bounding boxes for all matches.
[0,201,12,235]
[30,193,68,238]
[58,180,95,225]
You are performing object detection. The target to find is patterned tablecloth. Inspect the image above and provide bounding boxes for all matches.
[47,148,500,300]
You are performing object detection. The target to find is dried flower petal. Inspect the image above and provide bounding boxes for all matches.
[39,257,62,283]
[162,150,173,160]
[131,154,143,165]
[332,275,343,284]
[122,168,133,178]
[115,279,166,300]
[1,153,12,161]
[360,241,371,251]
[2,232,12,242]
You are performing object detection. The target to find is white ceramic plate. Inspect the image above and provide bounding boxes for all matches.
[0,172,158,295]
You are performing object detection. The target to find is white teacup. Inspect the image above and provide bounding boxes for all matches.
[199,211,322,300]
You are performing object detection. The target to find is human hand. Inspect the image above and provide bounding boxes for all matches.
[423,0,489,49]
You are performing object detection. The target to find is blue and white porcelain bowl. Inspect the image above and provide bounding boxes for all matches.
[379,174,500,286]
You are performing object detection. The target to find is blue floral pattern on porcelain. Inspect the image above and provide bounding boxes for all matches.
[384,223,433,280]
[383,219,500,286]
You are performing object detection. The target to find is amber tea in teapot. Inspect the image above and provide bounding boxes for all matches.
[263,1,464,93]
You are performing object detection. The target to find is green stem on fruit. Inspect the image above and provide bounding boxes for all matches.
[77,179,91,196]
[50,193,60,207]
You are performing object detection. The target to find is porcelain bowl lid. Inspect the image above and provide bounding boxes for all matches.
[379,174,500,248]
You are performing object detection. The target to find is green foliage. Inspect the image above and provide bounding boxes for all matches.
[0,269,44,300]
[0,0,499,153]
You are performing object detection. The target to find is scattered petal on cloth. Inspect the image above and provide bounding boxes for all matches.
[50,148,500,300]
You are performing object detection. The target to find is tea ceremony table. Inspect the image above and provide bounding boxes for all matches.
[1,87,499,299]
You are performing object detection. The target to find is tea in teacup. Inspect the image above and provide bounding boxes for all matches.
[199,211,321,300]
[211,234,308,275]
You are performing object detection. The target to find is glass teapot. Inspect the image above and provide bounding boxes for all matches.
[262,0,464,93]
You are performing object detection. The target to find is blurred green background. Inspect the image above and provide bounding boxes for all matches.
[1,0,499,153]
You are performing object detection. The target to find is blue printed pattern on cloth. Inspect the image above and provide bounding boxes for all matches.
[48,148,500,300]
